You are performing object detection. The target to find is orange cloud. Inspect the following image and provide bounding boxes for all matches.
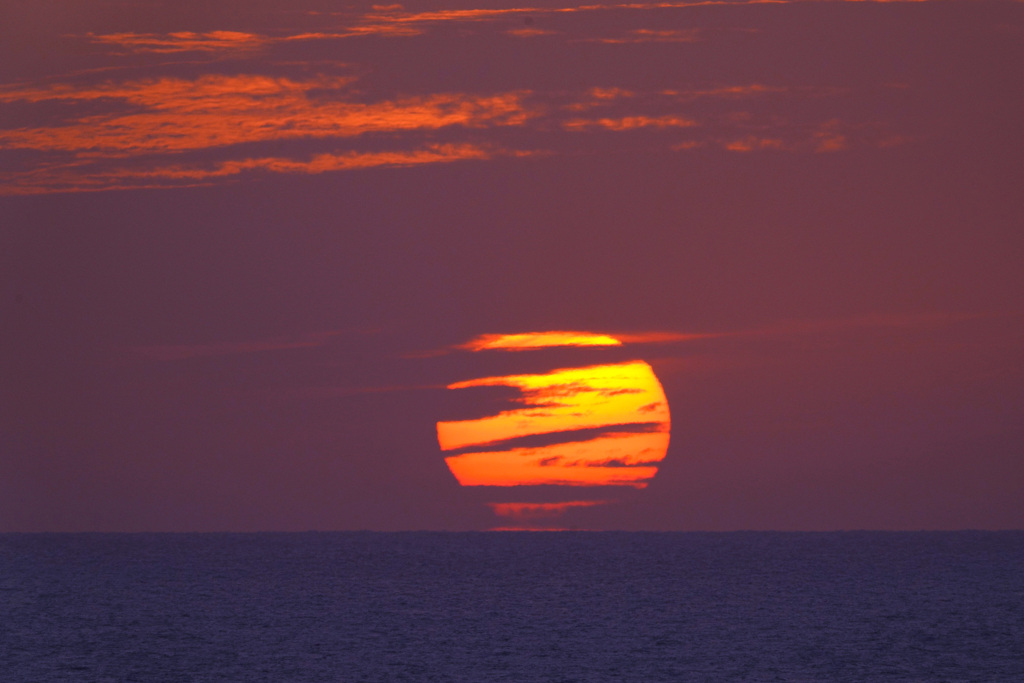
[590,87,635,100]
[0,76,533,154]
[506,27,558,37]
[562,83,789,119]
[0,71,542,194]
[724,136,787,151]
[0,52,906,195]
[709,117,908,154]
[563,87,636,112]
[89,31,271,53]
[135,144,511,179]
[813,119,850,152]
[87,25,425,54]
[563,114,698,131]
[0,144,521,195]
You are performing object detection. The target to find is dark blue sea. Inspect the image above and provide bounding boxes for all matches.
[1,532,1022,682]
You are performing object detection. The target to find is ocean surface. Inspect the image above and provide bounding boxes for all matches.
[1,532,1022,682]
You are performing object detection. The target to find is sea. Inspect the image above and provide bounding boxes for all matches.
[1,532,1021,682]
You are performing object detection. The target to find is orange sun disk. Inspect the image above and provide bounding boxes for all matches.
[438,359,670,488]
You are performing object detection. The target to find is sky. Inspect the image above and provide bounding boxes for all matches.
[1,0,1022,531]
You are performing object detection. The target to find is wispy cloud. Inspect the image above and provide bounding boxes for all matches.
[697,118,908,154]
[0,73,539,194]
[0,77,532,154]
[7,144,520,194]
[506,27,559,37]
[81,0,939,59]
[723,136,786,151]
[351,0,935,36]
[2,9,912,196]
[89,31,273,54]
[563,114,698,131]
[86,26,423,55]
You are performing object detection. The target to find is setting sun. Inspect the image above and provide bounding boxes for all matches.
[438,357,670,489]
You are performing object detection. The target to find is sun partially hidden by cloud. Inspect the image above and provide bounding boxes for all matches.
[438,360,671,487]
[437,330,679,526]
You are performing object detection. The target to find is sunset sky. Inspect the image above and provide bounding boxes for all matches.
[2,0,1022,531]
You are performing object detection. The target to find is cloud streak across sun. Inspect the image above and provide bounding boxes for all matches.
[438,327,672,499]
[457,331,624,352]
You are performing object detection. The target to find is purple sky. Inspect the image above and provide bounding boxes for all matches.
[2,0,1022,530]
